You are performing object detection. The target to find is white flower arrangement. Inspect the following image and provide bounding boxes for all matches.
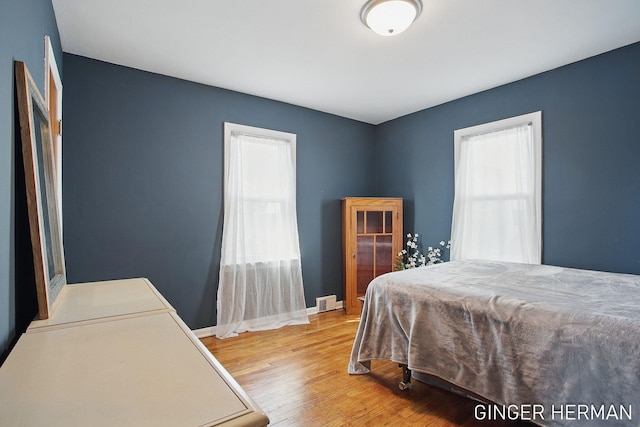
[395,233,451,270]
[425,240,452,265]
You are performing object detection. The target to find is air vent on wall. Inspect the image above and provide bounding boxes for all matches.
[316,295,337,312]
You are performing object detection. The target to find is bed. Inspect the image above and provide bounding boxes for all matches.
[348,260,640,426]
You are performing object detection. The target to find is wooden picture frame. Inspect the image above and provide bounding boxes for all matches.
[15,60,66,319]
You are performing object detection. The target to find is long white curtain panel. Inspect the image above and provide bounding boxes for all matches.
[216,123,308,339]
[451,112,542,264]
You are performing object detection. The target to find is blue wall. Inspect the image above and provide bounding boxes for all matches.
[62,54,376,329]
[0,0,62,358]
[376,42,640,274]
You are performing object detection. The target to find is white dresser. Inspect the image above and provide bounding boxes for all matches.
[0,278,269,427]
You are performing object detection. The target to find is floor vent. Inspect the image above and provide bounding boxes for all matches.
[316,295,337,312]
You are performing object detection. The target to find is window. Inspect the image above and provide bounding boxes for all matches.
[451,111,542,264]
[222,125,299,263]
[217,123,308,338]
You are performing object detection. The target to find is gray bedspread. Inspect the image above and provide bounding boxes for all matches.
[349,260,640,426]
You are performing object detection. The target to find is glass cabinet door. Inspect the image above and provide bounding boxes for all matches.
[356,210,394,296]
[342,198,402,315]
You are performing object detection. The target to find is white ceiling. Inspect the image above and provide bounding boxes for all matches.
[52,0,640,125]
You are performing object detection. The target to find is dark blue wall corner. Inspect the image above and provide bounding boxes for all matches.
[62,54,376,329]
[376,42,640,274]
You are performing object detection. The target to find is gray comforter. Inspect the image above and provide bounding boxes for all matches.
[349,260,640,426]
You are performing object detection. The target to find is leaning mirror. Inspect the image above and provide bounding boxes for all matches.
[15,61,66,319]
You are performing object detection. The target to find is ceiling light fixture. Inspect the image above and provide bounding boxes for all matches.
[360,0,423,37]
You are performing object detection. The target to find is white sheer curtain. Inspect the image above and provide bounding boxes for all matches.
[451,112,542,264]
[216,123,309,339]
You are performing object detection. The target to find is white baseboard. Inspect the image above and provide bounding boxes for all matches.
[193,326,217,339]
[192,300,344,339]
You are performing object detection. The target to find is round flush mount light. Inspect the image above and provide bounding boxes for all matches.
[360,0,423,36]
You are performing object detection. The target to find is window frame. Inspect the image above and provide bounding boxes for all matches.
[223,122,298,264]
[452,111,543,263]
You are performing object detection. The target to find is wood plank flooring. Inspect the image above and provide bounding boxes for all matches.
[201,310,532,427]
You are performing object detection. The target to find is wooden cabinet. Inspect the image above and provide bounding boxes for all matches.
[342,198,403,315]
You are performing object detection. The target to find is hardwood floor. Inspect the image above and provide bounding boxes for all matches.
[201,310,531,427]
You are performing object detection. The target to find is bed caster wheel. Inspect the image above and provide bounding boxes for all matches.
[399,364,412,390]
